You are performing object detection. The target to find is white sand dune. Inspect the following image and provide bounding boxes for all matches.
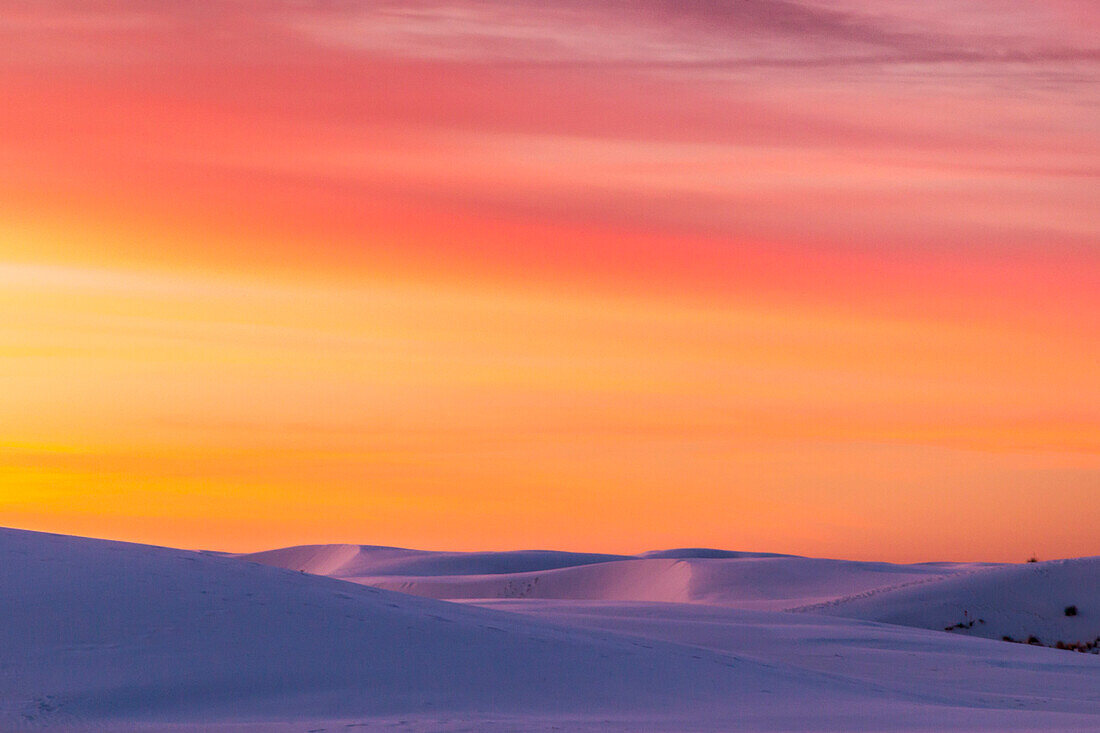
[243,544,991,609]
[5,528,1099,731]
[248,544,1100,648]
[241,543,629,578]
[806,556,1100,645]
[0,528,881,731]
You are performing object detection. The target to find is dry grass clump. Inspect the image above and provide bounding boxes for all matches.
[1001,635,1100,654]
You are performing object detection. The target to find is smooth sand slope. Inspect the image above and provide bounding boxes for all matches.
[3,528,1099,731]
[477,600,1100,722]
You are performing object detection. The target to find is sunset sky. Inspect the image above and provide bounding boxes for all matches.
[1,0,1097,561]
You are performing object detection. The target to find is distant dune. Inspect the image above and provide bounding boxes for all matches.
[240,544,991,610]
[4,528,1099,731]
[241,543,629,578]
[241,544,1100,647]
[242,544,1100,647]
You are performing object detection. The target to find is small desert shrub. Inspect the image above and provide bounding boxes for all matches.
[1011,635,1100,653]
[1065,605,1078,617]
